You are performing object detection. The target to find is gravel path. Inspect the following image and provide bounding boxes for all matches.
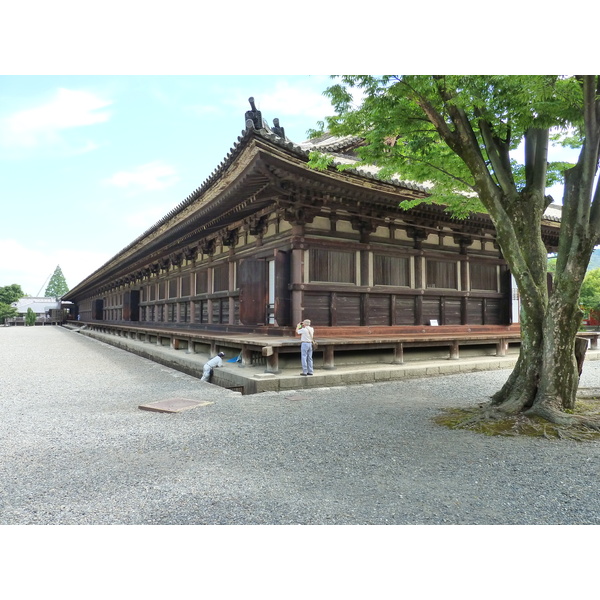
[1,325,599,525]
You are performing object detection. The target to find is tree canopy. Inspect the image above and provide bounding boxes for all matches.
[0,284,24,324]
[310,76,585,216]
[580,268,600,313]
[311,75,600,432]
[0,283,25,305]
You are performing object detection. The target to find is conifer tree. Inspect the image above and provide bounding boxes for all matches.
[45,265,69,298]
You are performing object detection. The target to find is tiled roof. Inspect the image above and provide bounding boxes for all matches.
[260,128,430,194]
[107,126,430,259]
[65,111,562,298]
[11,297,60,313]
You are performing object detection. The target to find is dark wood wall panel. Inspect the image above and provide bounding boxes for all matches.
[303,293,332,326]
[366,295,391,326]
[422,297,441,324]
[443,299,462,325]
[467,298,483,324]
[484,298,503,325]
[394,297,416,325]
[334,294,362,326]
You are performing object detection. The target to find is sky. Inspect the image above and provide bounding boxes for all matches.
[0,75,339,295]
[0,73,582,296]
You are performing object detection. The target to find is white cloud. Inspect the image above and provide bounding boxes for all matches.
[253,80,333,119]
[0,239,110,296]
[124,203,178,233]
[2,88,112,148]
[105,161,180,191]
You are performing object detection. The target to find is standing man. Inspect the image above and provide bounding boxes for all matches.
[201,351,225,382]
[296,319,315,376]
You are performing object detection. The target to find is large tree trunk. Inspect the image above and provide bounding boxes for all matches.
[526,299,583,423]
[410,75,600,427]
[490,306,543,413]
[489,293,584,423]
[490,214,594,424]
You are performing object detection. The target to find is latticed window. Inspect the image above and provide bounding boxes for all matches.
[168,278,178,298]
[213,263,229,292]
[158,281,166,300]
[180,302,190,323]
[196,271,208,294]
[374,255,410,287]
[310,249,356,283]
[426,259,458,289]
[212,298,229,323]
[194,300,208,323]
[167,303,177,322]
[470,263,498,291]
[181,274,191,297]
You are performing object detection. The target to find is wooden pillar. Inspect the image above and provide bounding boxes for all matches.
[265,349,280,374]
[461,297,468,325]
[415,255,424,326]
[414,255,424,288]
[496,338,508,356]
[322,345,335,370]
[415,295,423,326]
[190,299,196,324]
[241,344,252,367]
[393,342,404,364]
[291,246,304,325]
[449,340,460,360]
[461,258,469,292]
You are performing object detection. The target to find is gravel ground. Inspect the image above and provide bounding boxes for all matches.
[1,325,599,525]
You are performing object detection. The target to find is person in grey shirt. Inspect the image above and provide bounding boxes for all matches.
[201,352,225,382]
[296,319,314,376]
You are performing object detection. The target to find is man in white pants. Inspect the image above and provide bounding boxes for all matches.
[201,352,225,382]
[296,319,314,376]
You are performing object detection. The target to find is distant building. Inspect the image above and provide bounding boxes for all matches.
[11,297,59,316]
[6,297,74,326]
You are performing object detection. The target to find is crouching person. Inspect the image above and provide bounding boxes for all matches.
[201,352,225,382]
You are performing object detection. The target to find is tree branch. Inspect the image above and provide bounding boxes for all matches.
[524,128,550,193]
[391,152,476,190]
[477,113,518,198]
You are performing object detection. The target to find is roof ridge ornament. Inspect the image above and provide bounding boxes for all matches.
[244,97,286,140]
[271,117,285,139]
[245,97,263,130]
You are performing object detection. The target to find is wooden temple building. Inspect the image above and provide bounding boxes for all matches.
[63,98,562,374]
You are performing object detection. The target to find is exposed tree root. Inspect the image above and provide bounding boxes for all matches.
[434,393,600,441]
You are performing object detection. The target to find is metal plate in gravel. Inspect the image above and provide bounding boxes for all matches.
[138,398,214,413]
